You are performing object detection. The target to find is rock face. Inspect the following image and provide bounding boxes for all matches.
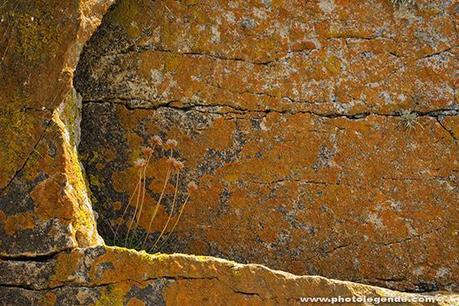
[0,0,458,304]
[1,245,458,305]
[0,0,114,256]
[75,0,458,292]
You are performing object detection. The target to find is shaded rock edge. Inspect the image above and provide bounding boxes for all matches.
[1,246,458,305]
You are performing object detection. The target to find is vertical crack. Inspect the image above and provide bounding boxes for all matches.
[0,118,52,196]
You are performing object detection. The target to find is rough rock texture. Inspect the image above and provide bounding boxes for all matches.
[1,246,458,305]
[75,0,459,292]
[1,0,458,304]
[0,0,114,256]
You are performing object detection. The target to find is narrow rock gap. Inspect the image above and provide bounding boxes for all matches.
[0,251,59,262]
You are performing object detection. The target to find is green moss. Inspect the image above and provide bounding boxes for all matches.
[58,89,81,147]
[9,5,71,64]
[95,285,126,306]
[196,255,209,262]
[108,0,142,38]
[52,96,99,246]
[324,56,341,75]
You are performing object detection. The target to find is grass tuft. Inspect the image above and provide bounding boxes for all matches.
[390,0,415,7]
[106,135,197,253]
[398,110,424,130]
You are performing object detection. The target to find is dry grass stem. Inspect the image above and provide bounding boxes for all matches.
[111,136,194,252]
[152,169,181,250]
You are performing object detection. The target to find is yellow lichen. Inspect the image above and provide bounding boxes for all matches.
[94,284,128,306]
[108,0,143,38]
[50,92,101,247]
[49,251,81,287]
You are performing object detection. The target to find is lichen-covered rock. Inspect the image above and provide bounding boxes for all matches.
[0,0,114,256]
[75,0,459,292]
[1,0,458,304]
[0,94,103,256]
[1,246,458,305]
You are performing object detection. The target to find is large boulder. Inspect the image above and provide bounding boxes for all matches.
[0,0,457,304]
[75,0,458,292]
[0,0,114,256]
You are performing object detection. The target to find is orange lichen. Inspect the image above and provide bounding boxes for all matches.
[0,210,6,223]
[4,212,35,235]
[31,176,74,221]
[49,251,82,287]
[40,292,57,306]
[126,298,146,306]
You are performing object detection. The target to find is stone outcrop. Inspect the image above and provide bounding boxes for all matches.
[0,0,114,256]
[0,0,457,304]
[1,246,458,305]
[75,0,458,292]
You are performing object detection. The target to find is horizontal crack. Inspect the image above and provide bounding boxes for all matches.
[101,44,314,66]
[249,178,339,186]
[373,226,447,249]
[415,46,454,61]
[370,277,408,283]
[83,99,459,121]
[0,251,59,263]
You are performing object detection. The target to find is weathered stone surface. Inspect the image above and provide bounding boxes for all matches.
[1,0,458,304]
[76,0,458,114]
[0,0,114,256]
[0,94,103,256]
[1,246,458,305]
[75,0,459,292]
